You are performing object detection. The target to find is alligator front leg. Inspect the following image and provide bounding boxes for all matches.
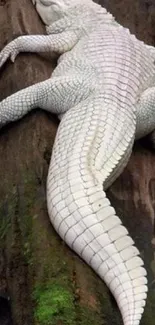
[0,31,79,67]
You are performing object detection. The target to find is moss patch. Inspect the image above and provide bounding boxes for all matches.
[33,283,76,325]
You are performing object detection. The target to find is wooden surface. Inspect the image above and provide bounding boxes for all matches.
[0,1,154,325]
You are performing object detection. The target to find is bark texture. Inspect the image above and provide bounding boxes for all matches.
[0,1,155,325]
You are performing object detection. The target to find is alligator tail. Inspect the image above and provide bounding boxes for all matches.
[47,95,147,325]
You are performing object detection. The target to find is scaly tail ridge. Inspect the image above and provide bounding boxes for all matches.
[47,95,147,325]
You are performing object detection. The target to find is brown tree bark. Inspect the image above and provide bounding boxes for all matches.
[0,1,154,325]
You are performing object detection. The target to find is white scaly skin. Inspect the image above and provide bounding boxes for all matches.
[0,0,155,323]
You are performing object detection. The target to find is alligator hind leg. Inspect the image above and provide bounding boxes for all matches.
[135,87,155,145]
[0,75,91,128]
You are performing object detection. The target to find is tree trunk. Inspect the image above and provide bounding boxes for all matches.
[0,1,155,325]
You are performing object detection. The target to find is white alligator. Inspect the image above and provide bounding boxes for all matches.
[0,0,155,324]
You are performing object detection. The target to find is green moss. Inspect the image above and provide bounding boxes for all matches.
[33,283,76,325]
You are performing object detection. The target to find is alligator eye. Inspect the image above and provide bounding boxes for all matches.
[39,0,54,6]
